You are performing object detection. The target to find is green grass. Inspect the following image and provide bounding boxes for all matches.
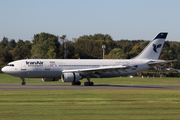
[1,74,180,119]
[0,74,180,85]
[1,89,180,120]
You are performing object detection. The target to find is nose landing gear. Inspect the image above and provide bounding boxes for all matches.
[21,78,26,85]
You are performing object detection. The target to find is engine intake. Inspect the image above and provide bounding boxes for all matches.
[42,78,59,82]
[61,72,82,82]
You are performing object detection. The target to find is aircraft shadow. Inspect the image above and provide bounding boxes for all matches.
[94,84,165,89]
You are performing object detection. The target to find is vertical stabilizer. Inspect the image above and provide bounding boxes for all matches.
[133,32,168,60]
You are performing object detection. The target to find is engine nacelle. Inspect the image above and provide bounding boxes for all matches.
[61,72,82,82]
[42,78,59,82]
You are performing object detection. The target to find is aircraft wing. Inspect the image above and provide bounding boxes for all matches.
[148,60,178,67]
[62,65,130,75]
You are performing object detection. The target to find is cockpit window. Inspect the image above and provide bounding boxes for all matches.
[6,64,14,67]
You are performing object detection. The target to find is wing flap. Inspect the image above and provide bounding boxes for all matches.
[62,65,129,74]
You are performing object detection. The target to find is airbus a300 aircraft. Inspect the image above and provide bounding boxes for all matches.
[1,32,176,86]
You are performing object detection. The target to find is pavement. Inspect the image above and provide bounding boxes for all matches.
[0,84,180,90]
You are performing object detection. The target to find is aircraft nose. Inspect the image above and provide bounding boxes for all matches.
[1,67,7,73]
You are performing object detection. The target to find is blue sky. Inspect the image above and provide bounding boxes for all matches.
[0,0,180,41]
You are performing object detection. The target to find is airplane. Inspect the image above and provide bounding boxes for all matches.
[1,32,177,86]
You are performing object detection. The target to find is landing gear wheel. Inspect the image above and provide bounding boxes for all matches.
[89,82,94,86]
[84,75,94,86]
[21,82,26,85]
[77,82,81,85]
[21,78,26,85]
[84,82,88,86]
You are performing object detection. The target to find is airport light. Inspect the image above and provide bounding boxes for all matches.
[102,45,106,59]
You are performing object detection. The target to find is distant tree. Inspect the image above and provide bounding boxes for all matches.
[67,41,76,59]
[47,46,56,59]
[31,33,59,59]
[8,39,16,49]
[10,40,31,60]
[104,48,126,59]
[139,41,149,50]
[75,34,114,59]
[129,45,142,58]
[79,33,113,41]
[0,49,12,63]
[114,40,137,55]
[160,42,177,60]
[74,39,105,59]
[31,54,47,59]
[30,44,44,58]
[60,35,66,41]
[1,37,8,47]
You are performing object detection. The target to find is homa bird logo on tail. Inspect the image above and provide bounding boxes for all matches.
[153,44,162,53]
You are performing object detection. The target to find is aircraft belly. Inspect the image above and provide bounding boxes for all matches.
[43,71,61,78]
[100,73,129,78]
[8,71,22,77]
[23,71,60,78]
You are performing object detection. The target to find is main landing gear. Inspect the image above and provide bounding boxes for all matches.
[21,78,26,85]
[84,76,94,86]
[71,76,94,86]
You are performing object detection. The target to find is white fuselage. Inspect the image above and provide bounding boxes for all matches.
[2,59,151,78]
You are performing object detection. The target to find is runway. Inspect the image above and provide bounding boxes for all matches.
[0,84,180,90]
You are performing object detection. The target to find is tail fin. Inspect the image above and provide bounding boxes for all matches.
[133,32,168,60]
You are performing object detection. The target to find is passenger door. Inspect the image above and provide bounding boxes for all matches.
[21,61,26,70]
[45,61,50,70]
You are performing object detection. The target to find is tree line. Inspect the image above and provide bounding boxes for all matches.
[0,32,180,71]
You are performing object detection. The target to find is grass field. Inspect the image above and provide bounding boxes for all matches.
[0,74,180,85]
[1,89,180,120]
[0,74,180,120]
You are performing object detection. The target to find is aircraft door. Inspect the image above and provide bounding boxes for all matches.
[45,61,50,70]
[21,61,26,70]
[21,61,27,77]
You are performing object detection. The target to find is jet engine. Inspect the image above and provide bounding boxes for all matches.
[61,72,82,82]
[42,78,59,82]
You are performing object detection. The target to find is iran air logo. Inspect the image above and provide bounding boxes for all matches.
[153,44,162,53]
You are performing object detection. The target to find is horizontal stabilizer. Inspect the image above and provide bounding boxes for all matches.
[148,60,178,67]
